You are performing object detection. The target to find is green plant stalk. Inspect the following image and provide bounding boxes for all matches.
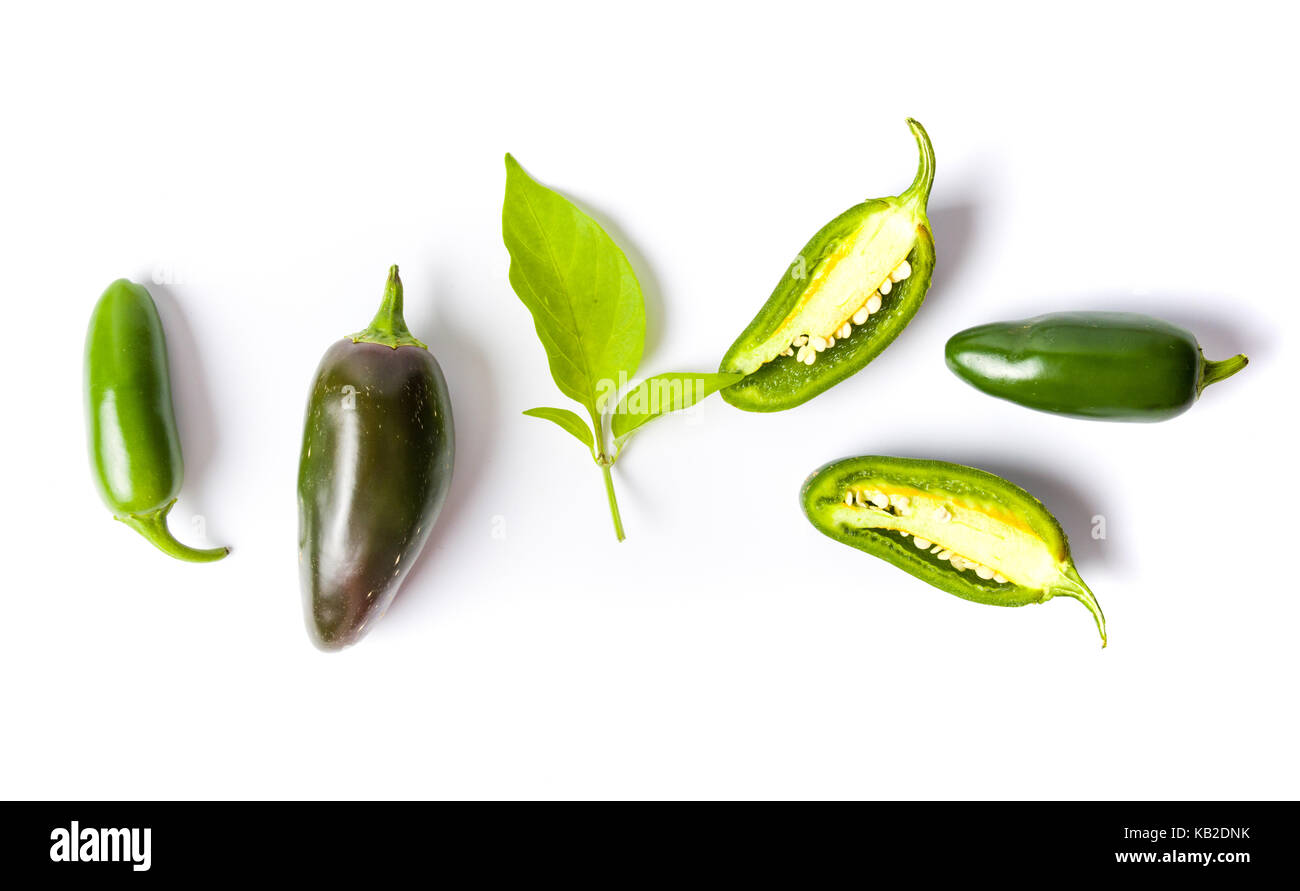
[117,500,229,562]
[351,265,427,349]
[1198,353,1248,394]
[589,408,625,542]
[600,462,625,542]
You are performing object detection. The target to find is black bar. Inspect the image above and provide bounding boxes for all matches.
[2,801,1293,880]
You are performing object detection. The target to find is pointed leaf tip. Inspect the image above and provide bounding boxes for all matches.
[523,406,595,453]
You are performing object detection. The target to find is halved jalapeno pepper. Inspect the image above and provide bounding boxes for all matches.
[720,119,935,411]
[801,455,1105,646]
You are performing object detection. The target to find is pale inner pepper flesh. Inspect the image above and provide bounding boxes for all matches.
[827,484,1065,590]
[735,210,919,374]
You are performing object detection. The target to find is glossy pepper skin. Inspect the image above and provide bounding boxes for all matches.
[84,279,229,562]
[297,266,454,651]
[720,118,936,411]
[945,312,1248,422]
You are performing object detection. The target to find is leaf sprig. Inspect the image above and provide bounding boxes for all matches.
[502,155,740,540]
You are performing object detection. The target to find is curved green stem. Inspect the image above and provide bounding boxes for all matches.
[351,265,427,349]
[1054,567,1106,648]
[1198,352,1248,395]
[900,118,935,210]
[117,501,229,563]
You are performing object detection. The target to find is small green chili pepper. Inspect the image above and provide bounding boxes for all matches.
[297,266,455,651]
[801,455,1105,646]
[720,118,936,411]
[945,311,1248,422]
[84,279,229,562]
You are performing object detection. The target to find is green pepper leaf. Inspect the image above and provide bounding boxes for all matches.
[611,372,743,441]
[502,154,646,417]
[522,406,595,453]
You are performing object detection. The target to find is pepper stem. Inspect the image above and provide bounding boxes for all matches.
[117,500,229,563]
[350,265,428,349]
[899,117,936,210]
[1198,352,1248,395]
[1054,567,1107,648]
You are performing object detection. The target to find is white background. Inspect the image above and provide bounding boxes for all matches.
[1,1,1296,800]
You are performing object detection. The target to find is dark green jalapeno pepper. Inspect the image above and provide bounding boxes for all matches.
[720,119,936,411]
[84,279,229,562]
[801,455,1105,645]
[297,266,454,651]
[945,311,1248,421]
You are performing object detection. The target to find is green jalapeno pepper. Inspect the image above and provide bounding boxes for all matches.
[945,311,1248,422]
[720,119,936,411]
[801,455,1105,645]
[84,279,229,562]
[297,266,454,651]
